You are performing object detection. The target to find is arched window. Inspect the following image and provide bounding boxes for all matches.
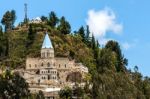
[65,64,66,68]
[47,62,50,67]
[29,64,31,68]
[35,64,37,68]
[41,63,43,66]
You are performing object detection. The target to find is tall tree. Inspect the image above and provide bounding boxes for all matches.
[97,48,117,73]
[48,11,59,28]
[10,10,16,29]
[78,26,85,42]
[86,25,90,40]
[1,10,16,32]
[105,40,128,72]
[0,26,4,56]
[41,16,48,22]
[0,25,7,57]
[58,16,71,34]
[91,34,96,49]
[26,24,36,48]
[0,70,29,99]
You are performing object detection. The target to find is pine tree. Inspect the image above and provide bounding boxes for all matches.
[105,40,127,72]
[57,16,71,34]
[41,16,48,22]
[78,26,85,42]
[86,25,90,39]
[26,24,36,48]
[91,34,96,49]
[48,11,59,28]
[0,26,4,56]
[10,10,16,29]
[1,10,16,32]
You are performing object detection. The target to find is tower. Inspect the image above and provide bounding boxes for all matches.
[24,3,28,23]
[41,33,54,58]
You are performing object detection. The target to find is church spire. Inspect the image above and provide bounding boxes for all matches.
[42,33,53,49]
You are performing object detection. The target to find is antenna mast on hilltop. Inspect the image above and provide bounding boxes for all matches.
[24,3,28,23]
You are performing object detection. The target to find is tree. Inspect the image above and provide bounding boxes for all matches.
[1,10,16,32]
[58,16,71,34]
[0,70,29,99]
[78,26,85,42]
[97,48,117,73]
[59,86,72,99]
[91,34,96,49]
[73,86,84,98]
[26,24,36,48]
[10,10,16,29]
[134,65,138,72]
[105,40,128,72]
[41,16,48,22]
[48,11,59,28]
[0,26,7,57]
[86,25,90,40]
[85,25,91,46]
[0,26,4,56]
[36,90,45,99]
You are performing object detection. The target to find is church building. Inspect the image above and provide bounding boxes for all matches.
[22,33,88,99]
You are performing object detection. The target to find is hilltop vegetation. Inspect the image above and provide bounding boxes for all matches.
[0,10,150,99]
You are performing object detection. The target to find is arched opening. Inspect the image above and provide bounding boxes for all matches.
[47,62,50,67]
[48,75,50,80]
[41,63,43,66]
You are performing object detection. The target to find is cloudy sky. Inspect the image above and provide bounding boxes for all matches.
[0,0,150,76]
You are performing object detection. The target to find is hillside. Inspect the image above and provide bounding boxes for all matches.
[0,11,150,99]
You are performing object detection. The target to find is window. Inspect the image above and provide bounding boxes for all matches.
[59,64,60,68]
[47,62,50,67]
[48,75,50,80]
[29,64,31,68]
[41,63,43,66]
[48,70,50,73]
[47,52,50,58]
[42,53,45,58]
[65,64,66,68]
[35,64,37,68]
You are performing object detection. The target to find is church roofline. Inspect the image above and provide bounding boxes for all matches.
[42,33,53,49]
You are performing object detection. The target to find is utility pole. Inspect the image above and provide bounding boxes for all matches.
[24,3,28,23]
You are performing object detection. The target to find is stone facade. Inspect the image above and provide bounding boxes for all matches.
[22,33,88,99]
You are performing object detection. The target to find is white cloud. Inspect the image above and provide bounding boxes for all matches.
[86,7,123,45]
[122,42,131,50]
[121,39,139,50]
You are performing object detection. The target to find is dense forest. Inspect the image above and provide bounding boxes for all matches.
[0,10,150,99]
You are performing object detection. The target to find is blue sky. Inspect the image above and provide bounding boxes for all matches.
[0,0,150,76]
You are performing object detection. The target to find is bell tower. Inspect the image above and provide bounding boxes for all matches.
[41,33,54,58]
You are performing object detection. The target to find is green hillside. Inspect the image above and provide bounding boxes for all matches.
[0,11,150,99]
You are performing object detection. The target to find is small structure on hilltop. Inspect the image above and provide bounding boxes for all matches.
[30,17,42,24]
[21,32,88,99]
